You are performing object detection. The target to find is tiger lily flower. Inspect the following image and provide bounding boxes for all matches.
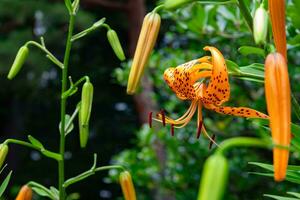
[269,0,287,61]
[153,46,268,141]
[265,52,291,181]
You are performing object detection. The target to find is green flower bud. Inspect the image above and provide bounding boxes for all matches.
[80,81,94,126]
[198,154,228,200]
[7,46,29,80]
[0,144,8,169]
[253,5,268,45]
[107,29,126,61]
[164,0,193,10]
[78,105,89,148]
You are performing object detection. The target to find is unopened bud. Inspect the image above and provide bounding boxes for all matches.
[16,185,32,200]
[198,154,228,200]
[265,52,291,181]
[78,104,89,148]
[119,171,136,200]
[80,81,93,126]
[253,6,268,45]
[107,29,126,61]
[8,46,29,80]
[0,144,8,169]
[127,12,161,95]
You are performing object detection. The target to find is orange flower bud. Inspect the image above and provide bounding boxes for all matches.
[119,171,136,200]
[127,11,161,95]
[268,0,287,61]
[16,185,32,200]
[265,52,291,181]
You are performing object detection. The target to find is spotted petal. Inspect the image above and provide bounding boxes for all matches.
[202,46,230,105]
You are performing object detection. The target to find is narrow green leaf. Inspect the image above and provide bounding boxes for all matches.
[226,59,240,73]
[64,0,72,13]
[28,181,55,200]
[264,194,299,200]
[92,18,106,28]
[50,186,59,199]
[28,135,44,149]
[59,114,74,135]
[238,46,265,57]
[31,187,52,198]
[287,192,300,198]
[0,171,12,197]
[292,93,300,120]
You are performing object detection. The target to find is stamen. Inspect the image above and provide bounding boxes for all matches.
[209,134,216,149]
[160,109,166,126]
[171,124,174,136]
[148,112,153,128]
[196,121,203,139]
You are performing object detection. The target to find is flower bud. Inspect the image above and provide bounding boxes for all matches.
[107,29,126,61]
[16,185,32,200]
[253,5,268,45]
[80,81,93,126]
[198,154,228,200]
[119,171,136,200]
[265,52,291,181]
[7,46,29,80]
[0,144,8,169]
[127,12,161,95]
[164,0,192,10]
[269,0,287,61]
[78,105,89,148]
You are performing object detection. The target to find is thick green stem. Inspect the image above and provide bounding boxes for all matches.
[237,0,253,32]
[215,137,271,155]
[59,13,75,200]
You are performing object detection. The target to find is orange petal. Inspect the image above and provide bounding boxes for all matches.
[202,46,230,105]
[163,59,211,100]
[269,0,287,61]
[265,52,291,181]
[204,103,268,119]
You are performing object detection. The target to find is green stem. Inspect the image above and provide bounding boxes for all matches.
[61,76,89,99]
[215,137,271,155]
[4,139,62,161]
[25,41,64,69]
[63,165,125,188]
[236,0,253,32]
[4,139,39,150]
[59,13,75,200]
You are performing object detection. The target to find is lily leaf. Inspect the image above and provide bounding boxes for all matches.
[238,46,265,57]
[28,181,55,200]
[287,192,300,198]
[249,162,300,184]
[264,194,300,200]
[0,171,12,197]
[59,114,74,136]
[28,135,44,149]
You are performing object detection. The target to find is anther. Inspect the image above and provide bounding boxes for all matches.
[171,124,174,136]
[196,121,203,139]
[160,109,166,126]
[148,112,153,128]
